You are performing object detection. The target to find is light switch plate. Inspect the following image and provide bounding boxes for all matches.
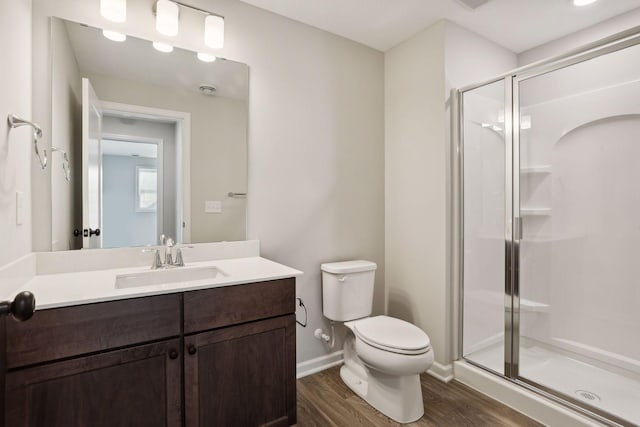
[205,200,222,213]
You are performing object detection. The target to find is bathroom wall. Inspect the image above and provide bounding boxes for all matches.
[518,7,640,66]
[0,0,33,266]
[31,0,385,366]
[51,18,82,251]
[385,20,516,371]
[385,21,448,368]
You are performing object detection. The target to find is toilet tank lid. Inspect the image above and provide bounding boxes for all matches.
[321,260,377,274]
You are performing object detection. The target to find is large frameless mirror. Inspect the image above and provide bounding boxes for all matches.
[50,18,248,251]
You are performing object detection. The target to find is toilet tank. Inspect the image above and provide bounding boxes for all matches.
[321,260,377,321]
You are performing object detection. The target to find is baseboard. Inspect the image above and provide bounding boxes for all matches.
[454,360,602,427]
[427,361,454,383]
[296,350,344,379]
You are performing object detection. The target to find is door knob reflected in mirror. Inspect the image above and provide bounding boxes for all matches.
[0,291,36,321]
[75,228,101,237]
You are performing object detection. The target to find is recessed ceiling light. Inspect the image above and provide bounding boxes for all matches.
[102,30,127,42]
[197,52,217,63]
[152,41,173,53]
[573,0,597,6]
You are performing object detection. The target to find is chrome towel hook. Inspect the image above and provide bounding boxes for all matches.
[7,114,47,169]
[51,146,71,182]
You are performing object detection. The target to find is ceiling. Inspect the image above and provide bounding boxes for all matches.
[237,0,640,52]
[64,20,249,100]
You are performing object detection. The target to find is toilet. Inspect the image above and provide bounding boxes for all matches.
[321,260,434,424]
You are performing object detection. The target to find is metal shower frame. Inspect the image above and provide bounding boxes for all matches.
[453,25,640,427]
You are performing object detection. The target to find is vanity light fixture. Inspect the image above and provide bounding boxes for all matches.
[204,15,224,49]
[573,0,597,5]
[100,0,126,23]
[152,2,225,49]
[102,30,127,42]
[156,0,180,37]
[197,52,217,63]
[153,41,174,53]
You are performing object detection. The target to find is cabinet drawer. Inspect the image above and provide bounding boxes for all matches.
[184,278,295,334]
[5,294,181,369]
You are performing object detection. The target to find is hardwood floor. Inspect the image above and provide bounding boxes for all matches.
[296,366,542,427]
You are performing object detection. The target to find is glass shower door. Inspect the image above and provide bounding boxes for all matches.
[461,79,508,374]
[516,41,640,426]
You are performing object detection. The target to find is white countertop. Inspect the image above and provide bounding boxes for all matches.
[14,256,303,310]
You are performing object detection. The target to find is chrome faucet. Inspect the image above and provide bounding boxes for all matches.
[164,237,175,266]
[143,235,192,269]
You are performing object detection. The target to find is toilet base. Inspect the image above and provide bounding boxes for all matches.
[340,334,425,424]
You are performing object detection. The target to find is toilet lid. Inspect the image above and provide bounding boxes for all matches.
[353,316,430,353]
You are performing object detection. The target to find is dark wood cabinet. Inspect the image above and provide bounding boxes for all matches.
[185,315,296,427]
[1,278,296,427]
[5,339,182,427]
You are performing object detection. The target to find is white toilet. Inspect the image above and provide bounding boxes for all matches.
[321,260,434,424]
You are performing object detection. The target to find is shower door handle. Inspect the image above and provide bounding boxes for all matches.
[514,217,523,241]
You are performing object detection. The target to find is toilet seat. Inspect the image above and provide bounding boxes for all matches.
[353,316,431,355]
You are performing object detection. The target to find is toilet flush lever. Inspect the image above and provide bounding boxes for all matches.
[338,276,348,282]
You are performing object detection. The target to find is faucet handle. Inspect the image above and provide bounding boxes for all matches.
[142,248,163,269]
[174,245,194,267]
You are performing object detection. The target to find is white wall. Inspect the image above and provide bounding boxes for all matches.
[31,0,385,365]
[51,18,82,251]
[385,20,516,368]
[0,0,33,266]
[385,21,448,365]
[519,7,640,66]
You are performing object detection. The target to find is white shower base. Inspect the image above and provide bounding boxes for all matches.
[466,341,640,425]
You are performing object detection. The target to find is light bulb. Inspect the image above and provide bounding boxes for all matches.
[573,0,597,6]
[103,30,127,42]
[153,41,174,53]
[204,15,224,49]
[101,0,126,23]
[156,0,179,37]
[197,52,217,63]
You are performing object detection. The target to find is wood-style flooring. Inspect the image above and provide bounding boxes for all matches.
[296,366,542,426]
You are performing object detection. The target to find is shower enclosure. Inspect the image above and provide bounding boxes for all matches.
[458,28,640,426]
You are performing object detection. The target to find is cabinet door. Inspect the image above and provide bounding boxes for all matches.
[5,339,182,427]
[185,315,295,427]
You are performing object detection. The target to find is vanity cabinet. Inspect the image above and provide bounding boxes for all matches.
[185,315,295,427]
[5,339,182,427]
[1,278,296,427]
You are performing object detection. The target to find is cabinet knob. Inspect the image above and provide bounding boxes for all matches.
[169,350,178,360]
[0,291,36,322]
[187,345,197,355]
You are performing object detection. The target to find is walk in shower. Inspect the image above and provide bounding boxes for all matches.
[458,28,640,426]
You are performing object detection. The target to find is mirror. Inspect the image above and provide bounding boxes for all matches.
[50,18,248,251]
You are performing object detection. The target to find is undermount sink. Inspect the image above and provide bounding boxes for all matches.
[115,266,228,289]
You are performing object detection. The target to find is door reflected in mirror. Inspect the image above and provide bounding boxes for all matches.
[50,18,248,251]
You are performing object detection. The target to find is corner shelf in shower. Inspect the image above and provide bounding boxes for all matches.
[520,298,550,313]
[520,207,552,216]
[520,165,552,175]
